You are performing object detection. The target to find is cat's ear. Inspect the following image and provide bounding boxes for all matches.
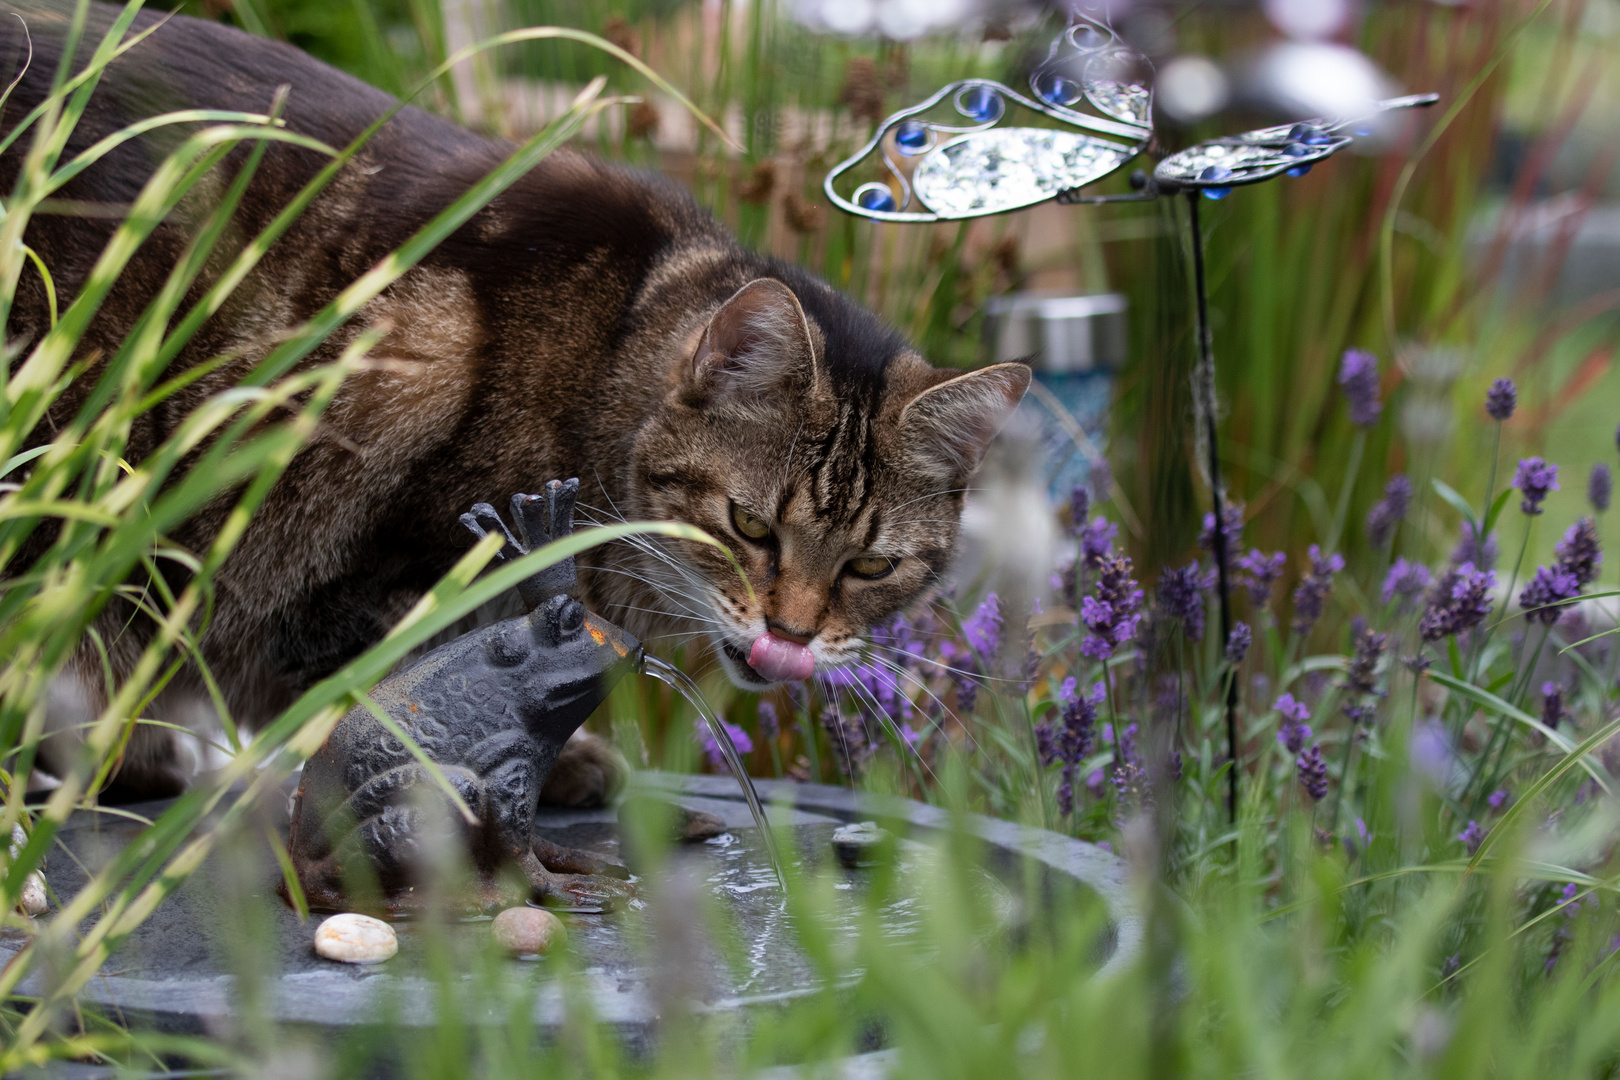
[898,363,1032,481]
[683,279,820,404]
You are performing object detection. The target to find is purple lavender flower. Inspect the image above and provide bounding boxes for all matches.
[1079,517,1119,568]
[1080,555,1144,660]
[698,718,753,769]
[1036,679,1104,816]
[1555,516,1602,587]
[1541,682,1566,731]
[757,701,779,741]
[1520,565,1580,625]
[1157,562,1213,642]
[1590,463,1612,514]
[1419,562,1495,642]
[1338,349,1382,428]
[1381,557,1433,610]
[1458,819,1485,855]
[1297,744,1328,801]
[1364,475,1413,547]
[1487,788,1510,810]
[1275,693,1313,753]
[1342,626,1387,715]
[1514,457,1559,516]
[1560,882,1581,917]
[1290,545,1344,636]
[1225,622,1252,666]
[1485,377,1517,421]
[961,593,1003,657]
[1234,548,1287,608]
[1198,504,1244,567]
[1067,485,1090,537]
[1450,521,1499,572]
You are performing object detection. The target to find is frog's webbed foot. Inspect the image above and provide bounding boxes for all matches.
[532,835,630,879]
[519,850,633,913]
[459,478,580,612]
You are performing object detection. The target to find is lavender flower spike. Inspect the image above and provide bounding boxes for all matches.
[1519,565,1580,625]
[1458,819,1485,855]
[1338,349,1382,428]
[1235,549,1287,608]
[1485,377,1517,421]
[1418,562,1495,642]
[1590,463,1612,514]
[1225,622,1252,667]
[1081,555,1144,660]
[1381,557,1432,610]
[1297,744,1328,801]
[1275,693,1312,753]
[1555,516,1602,587]
[1364,475,1413,547]
[1157,561,1213,643]
[1199,504,1244,567]
[1291,545,1344,636]
[961,593,1003,658]
[1514,457,1559,516]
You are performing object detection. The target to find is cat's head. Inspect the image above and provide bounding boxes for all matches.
[625,276,1029,689]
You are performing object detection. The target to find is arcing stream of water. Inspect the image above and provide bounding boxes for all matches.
[640,654,785,884]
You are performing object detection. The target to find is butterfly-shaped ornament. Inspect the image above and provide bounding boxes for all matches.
[825,14,1438,221]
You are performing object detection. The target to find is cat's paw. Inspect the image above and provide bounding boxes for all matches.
[537,730,628,809]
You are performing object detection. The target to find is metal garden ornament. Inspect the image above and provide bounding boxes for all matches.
[825,12,1438,819]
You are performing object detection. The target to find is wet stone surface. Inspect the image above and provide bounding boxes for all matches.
[0,781,1053,1035]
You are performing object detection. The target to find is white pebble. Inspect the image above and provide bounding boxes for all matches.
[18,872,47,917]
[314,913,398,964]
[492,906,566,956]
[10,824,47,917]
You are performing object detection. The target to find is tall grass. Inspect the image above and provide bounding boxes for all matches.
[5,0,1620,1075]
[0,1,739,1066]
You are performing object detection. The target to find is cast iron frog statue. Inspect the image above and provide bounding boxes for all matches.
[285,479,640,915]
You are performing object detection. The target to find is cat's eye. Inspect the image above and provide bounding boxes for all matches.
[846,555,896,580]
[731,504,772,542]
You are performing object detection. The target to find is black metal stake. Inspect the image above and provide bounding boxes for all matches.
[1186,191,1241,824]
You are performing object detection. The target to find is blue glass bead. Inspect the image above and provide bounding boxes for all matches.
[895,121,930,154]
[1033,70,1081,107]
[855,183,897,212]
[1199,164,1232,200]
[1283,142,1314,177]
[1288,122,1331,146]
[956,85,1003,123]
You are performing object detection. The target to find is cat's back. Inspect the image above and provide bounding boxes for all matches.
[0,0,716,298]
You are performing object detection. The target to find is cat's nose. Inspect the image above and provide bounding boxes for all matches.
[765,622,814,646]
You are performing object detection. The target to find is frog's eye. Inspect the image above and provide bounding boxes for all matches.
[731,504,771,542]
[846,555,896,580]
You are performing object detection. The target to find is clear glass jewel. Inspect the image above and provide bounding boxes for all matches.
[912,128,1133,218]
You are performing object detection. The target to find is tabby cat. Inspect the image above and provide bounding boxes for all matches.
[5,0,1029,801]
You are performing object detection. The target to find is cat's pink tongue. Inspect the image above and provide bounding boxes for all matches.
[748,633,816,682]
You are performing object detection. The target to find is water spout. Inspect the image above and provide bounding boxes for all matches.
[641,654,785,886]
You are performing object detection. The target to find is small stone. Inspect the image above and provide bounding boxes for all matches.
[314,913,397,964]
[832,821,890,868]
[10,824,47,917]
[18,871,47,917]
[492,906,566,956]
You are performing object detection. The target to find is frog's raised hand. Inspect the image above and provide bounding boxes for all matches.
[459,478,581,611]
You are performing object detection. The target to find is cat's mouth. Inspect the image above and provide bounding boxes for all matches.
[719,640,772,687]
